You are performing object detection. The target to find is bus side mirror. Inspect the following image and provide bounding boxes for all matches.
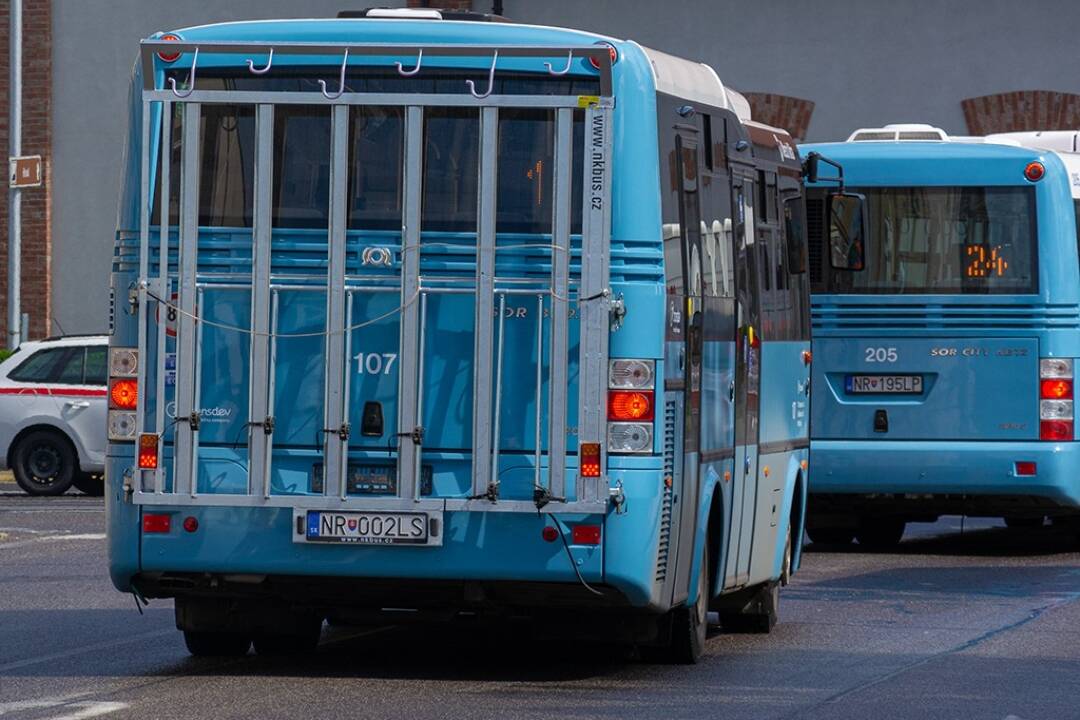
[827,192,867,271]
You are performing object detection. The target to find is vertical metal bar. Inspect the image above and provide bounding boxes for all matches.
[471,106,498,498]
[192,287,204,498]
[134,101,152,491]
[322,105,349,501]
[413,292,427,501]
[490,293,506,490]
[533,293,543,491]
[577,103,612,503]
[264,290,279,499]
[248,104,274,497]
[397,106,423,501]
[341,292,353,501]
[548,108,572,501]
[6,0,21,349]
[154,101,172,494]
[173,102,201,498]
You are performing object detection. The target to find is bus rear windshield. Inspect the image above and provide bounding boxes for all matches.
[821,186,1037,294]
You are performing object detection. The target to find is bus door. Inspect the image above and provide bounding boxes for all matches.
[726,170,761,589]
[670,130,705,605]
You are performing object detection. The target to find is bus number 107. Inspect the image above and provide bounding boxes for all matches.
[354,352,398,376]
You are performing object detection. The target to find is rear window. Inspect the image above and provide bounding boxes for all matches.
[814,186,1037,294]
[8,346,105,385]
[153,70,592,233]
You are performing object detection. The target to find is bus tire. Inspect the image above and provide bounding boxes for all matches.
[719,581,778,634]
[252,617,323,656]
[805,525,855,546]
[12,430,78,496]
[855,519,906,549]
[72,473,105,496]
[183,630,251,657]
[642,543,709,665]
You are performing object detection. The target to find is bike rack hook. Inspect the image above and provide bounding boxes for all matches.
[245,48,273,75]
[167,47,199,99]
[544,51,573,76]
[466,51,498,99]
[395,49,423,77]
[318,49,350,100]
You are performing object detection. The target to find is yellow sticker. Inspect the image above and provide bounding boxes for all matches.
[577,95,600,108]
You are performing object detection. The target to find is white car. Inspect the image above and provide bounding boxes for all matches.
[0,335,108,495]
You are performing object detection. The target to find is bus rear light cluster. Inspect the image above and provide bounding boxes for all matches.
[138,433,160,470]
[108,347,139,441]
[579,443,602,478]
[156,34,183,63]
[606,359,656,455]
[1040,358,1073,441]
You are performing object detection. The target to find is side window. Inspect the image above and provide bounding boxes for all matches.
[85,347,107,386]
[8,348,68,383]
[56,349,85,385]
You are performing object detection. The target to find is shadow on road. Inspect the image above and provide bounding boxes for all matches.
[805,523,1080,559]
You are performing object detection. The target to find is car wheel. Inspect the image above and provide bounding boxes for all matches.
[72,473,105,496]
[12,430,78,496]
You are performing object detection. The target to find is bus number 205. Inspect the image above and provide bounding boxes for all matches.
[864,347,898,363]
[354,352,398,375]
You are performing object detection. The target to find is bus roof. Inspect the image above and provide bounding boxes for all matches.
[154,17,752,122]
[799,139,1063,188]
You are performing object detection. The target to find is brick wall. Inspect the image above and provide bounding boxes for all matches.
[743,92,815,141]
[962,91,1080,135]
[0,0,51,342]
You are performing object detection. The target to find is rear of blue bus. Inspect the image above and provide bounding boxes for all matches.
[802,140,1080,540]
[105,18,683,646]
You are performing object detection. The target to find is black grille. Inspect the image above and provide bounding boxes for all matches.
[656,400,677,583]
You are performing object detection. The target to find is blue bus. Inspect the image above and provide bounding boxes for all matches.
[107,9,854,661]
[803,124,1080,547]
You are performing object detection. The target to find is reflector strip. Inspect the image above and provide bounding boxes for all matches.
[142,513,171,533]
[571,524,602,545]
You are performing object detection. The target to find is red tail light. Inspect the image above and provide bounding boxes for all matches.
[1024,161,1045,182]
[110,379,138,410]
[157,34,182,63]
[137,433,159,470]
[541,526,559,542]
[1041,379,1073,399]
[580,443,602,478]
[1040,420,1073,441]
[182,516,199,533]
[607,390,654,422]
[1015,461,1037,476]
[143,513,171,533]
[571,525,602,545]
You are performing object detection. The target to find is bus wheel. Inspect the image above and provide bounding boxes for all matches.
[1004,516,1044,529]
[781,524,793,586]
[183,630,251,657]
[252,616,323,656]
[855,519,906,549]
[72,473,105,496]
[805,525,855,546]
[719,582,778,634]
[642,544,709,664]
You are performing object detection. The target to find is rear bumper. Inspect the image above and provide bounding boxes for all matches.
[809,440,1080,509]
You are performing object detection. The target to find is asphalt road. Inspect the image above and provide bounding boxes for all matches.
[2,486,1080,720]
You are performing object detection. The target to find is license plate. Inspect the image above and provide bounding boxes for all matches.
[845,374,923,394]
[300,510,435,546]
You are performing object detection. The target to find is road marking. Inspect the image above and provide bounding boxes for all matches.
[0,629,174,673]
[0,533,105,550]
[0,695,127,719]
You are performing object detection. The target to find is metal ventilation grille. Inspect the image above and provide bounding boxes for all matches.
[807,197,825,285]
[656,399,677,583]
[898,131,945,140]
[850,131,896,141]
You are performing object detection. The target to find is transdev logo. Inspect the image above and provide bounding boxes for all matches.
[164,402,233,423]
